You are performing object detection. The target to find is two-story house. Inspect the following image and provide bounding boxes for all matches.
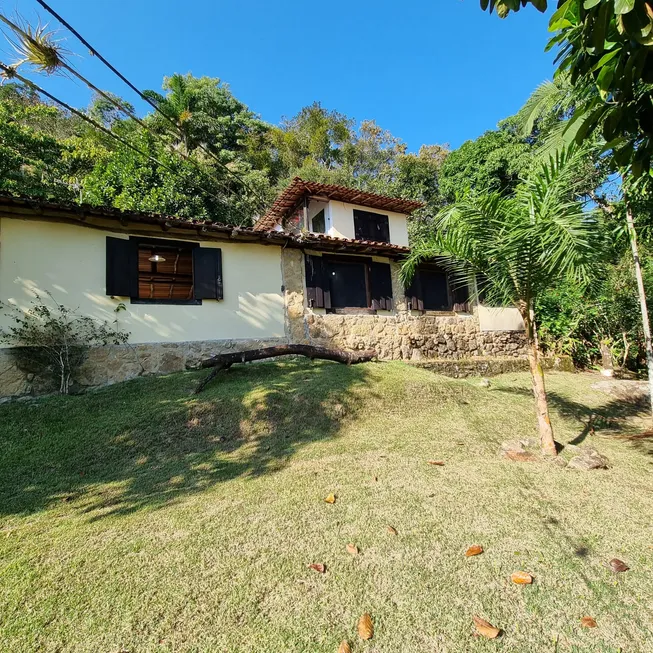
[0,178,526,397]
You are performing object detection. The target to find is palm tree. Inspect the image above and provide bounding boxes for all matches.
[515,76,653,419]
[403,148,601,455]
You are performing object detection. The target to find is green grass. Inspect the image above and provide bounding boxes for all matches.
[1,361,652,652]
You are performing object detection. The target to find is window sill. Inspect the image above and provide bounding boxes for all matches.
[414,309,473,316]
[327,307,376,315]
[131,298,202,306]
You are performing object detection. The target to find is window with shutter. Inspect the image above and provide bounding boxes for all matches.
[405,264,460,312]
[106,237,138,298]
[420,268,450,311]
[369,262,393,310]
[106,236,221,305]
[305,255,331,309]
[305,254,392,313]
[353,210,390,243]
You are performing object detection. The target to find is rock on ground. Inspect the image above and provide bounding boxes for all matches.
[567,447,609,471]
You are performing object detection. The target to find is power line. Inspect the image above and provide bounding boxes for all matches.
[0,12,263,221]
[0,61,250,222]
[32,0,271,213]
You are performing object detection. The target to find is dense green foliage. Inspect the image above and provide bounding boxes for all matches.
[482,0,653,177]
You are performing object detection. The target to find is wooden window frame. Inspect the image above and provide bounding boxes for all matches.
[322,254,395,314]
[131,236,201,306]
[406,263,463,313]
[353,209,391,243]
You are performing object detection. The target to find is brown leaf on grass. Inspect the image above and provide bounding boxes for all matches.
[473,616,501,639]
[510,571,534,584]
[357,613,374,640]
[324,493,337,504]
[580,616,597,628]
[346,543,359,556]
[308,563,326,573]
[338,641,352,653]
[427,460,445,466]
[387,525,398,535]
[609,558,629,573]
[465,545,484,557]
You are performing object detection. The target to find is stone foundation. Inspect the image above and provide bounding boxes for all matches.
[303,312,526,361]
[0,338,286,399]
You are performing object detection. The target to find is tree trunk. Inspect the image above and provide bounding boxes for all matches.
[625,202,653,419]
[521,306,557,456]
[193,345,377,394]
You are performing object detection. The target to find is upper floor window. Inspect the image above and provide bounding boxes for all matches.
[311,209,326,233]
[353,209,390,243]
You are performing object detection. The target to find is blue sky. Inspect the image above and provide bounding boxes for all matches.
[13,0,555,151]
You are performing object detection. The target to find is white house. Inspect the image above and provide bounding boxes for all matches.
[0,178,525,397]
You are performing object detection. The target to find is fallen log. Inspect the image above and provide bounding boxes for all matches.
[193,345,377,394]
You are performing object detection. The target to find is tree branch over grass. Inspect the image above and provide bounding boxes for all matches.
[192,345,377,394]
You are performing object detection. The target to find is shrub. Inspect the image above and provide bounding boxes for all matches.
[0,294,129,394]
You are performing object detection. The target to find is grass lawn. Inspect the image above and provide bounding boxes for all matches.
[1,360,652,652]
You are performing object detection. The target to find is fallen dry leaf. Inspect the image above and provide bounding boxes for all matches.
[427,460,445,466]
[357,613,374,640]
[510,571,534,584]
[338,641,352,653]
[308,563,326,573]
[465,545,484,557]
[609,558,630,573]
[580,616,597,628]
[324,493,337,504]
[473,616,501,639]
[346,543,359,556]
[387,525,398,535]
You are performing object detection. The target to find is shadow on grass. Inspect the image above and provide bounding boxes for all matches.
[515,470,653,646]
[0,360,369,520]
[495,386,649,448]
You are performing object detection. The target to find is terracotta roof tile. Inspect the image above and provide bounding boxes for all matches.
[254,177,423,231]
[0,193,410,258]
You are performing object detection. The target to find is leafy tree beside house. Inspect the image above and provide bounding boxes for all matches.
[403,148,602,455]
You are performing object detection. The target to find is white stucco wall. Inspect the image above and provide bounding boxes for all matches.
[477,305,525,332]
[326,201,410,247]
[0,218,285,345]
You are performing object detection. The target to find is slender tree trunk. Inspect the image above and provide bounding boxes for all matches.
[520,304,557,456]
[625,202,653,419]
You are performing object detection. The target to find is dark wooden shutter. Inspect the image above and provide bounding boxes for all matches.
[369,262,393,310]
[405,271,424,311]
[106,236,138,297]
[305,255,331,309]
[193,248,223,300]
[451,278,470,312]
[353,210,390,243]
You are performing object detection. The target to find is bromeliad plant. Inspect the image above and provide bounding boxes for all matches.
[402,147,603,455]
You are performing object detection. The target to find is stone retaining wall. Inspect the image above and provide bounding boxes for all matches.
[282,248,528,362]
[304,312,526,361]
[0,337,286,398]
